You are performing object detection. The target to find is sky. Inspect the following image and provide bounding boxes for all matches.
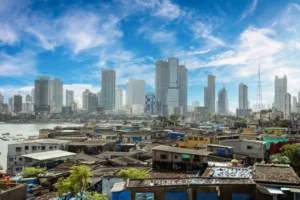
[0,0,300,111]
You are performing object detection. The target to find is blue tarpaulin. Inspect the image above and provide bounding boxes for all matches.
[197,193,218,200]
[112,190,130,200]
[165,191,186,200]
[217,149,225,156]
[232,194,249,200]
[169,132,185,139]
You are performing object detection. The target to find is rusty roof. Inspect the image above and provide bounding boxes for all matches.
[152,145,211,156]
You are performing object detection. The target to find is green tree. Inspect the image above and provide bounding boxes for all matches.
[85,192,108,200]
[270,154,290,164]
[55,165,92,200]
[280,144,300,166]
[279,120,292,128]
[117,168,150,180]
[21,167,46,178]
[233,121,247,128]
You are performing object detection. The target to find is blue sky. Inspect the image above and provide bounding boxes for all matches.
[0,0,300,111]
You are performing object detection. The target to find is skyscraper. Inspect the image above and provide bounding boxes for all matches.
[293,96,297,113]
[239,83,248,109]
[115,85,123,110]
[204,75,215,114]
[13,95,22,113]
[87,93,98,113]
[145,92,156,115]
[82,89,90,110]
[155,58,188,116]
[51,78,63,113]
[284,93,291,120]
[217,87,228,115]
[102,69,116,110]
[66,90,74,106]
[178,64,188,116]
[126,78,145,105]
[155,60,169,115]
[34,76,51,114]
[0,92,3,104]
[31,88,35,103]
[25,95,32,102]
[274,75,287,111]
[9,97,13,112]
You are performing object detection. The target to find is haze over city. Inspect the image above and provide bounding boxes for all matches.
[0,0,300,111]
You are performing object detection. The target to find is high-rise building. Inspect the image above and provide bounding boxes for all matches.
[155,58,187,116]
[178,64,188,116]
[0,92,4,104]
[145,92,156,115]
[217,87,228,115]
[204,75,215,114]
[126,78,145,106]
[66,90,74,106]
[293,96,297,113]
[34,76,50,114]
[192,101,200,107]
[71,101,77,111]
[13,95,22,113]
[115,85,123,110]
[102,69,115,110]
[9,97,13,112]
[284,93,291,120]
[274,75,287,111]
[25,95,32,102]
[82,89,90,110]
[87,93,98,113]
[97,91,102,107]
[31,88,35,103]
[239,83,248,109]
[51,78,63,113]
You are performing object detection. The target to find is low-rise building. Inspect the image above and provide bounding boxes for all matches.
[7,139,70,175]
[152,145,211,170]
[220,139,266,164]
[0,183,27,200]
[178,135,211,148]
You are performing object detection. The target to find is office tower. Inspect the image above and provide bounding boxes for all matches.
[204,75,215,114]
[25,95,32,102]
[51,78,63,112]
[274,75,287,111]
[0,92,3,104]
[155,58,187,116]
[13,95,22,113]
[178,64,188,116]
[9,97,13,112]
[66,90,74,106]
[82,89,90,110]
[31,88,35,103]
[293,96,297,113]
[102,69,116,110]
[217,87,228,115]
[34,76,50,114]
[126,78,145,105]
[239,83,248,109]
[115,85,123,110]
[87,93,98,112]
[145,92,156,115]
[71,101,77,111]
[284,93,291,120]
[97,91,102,106]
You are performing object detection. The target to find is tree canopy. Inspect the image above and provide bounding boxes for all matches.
[270,154,290,164]
[117,168,150,180]
[55,165,93,200]
[21,167,46,178]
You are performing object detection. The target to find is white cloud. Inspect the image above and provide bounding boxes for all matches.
[153,0,181,19]
[238,0,258,22]
[0,24,17,45]
[0,86,33,103]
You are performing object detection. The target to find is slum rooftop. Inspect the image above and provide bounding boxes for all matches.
[152,145,211,156]
[127,177,255,188]
[253,164,300,184]
[11,139,69,144]
[23,150,76,161]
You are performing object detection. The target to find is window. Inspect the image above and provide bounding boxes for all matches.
[32,146,37,151]
[25,146,28,150]
[188,137,193,140]
[174,155,178,159]
[9,157,14,161]
[199,137,203,141]
[160,154,168,159]
[19,157,22,161]
[16,168,19,171]
[38,146,40,149]
[247,146,253,150]
[16,147,21,152]
[49,146,53,150]
[194,137,198,141]
[41,146,45,150]
[55,146,57,148]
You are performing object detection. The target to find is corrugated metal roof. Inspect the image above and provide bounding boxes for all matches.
[22,150,76,161]
[152,145,211,156]
[111,182,126,192]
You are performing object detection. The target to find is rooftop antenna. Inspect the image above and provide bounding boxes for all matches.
[256,60,263,110]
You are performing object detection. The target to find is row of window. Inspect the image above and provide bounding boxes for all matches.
[16,145,57,152]
[188,137,208,141]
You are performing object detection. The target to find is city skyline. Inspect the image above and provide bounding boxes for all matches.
[1,0,300,111]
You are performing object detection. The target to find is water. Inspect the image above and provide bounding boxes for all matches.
[0,123,83,170]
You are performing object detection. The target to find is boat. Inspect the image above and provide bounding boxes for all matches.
[2,133,9,136]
